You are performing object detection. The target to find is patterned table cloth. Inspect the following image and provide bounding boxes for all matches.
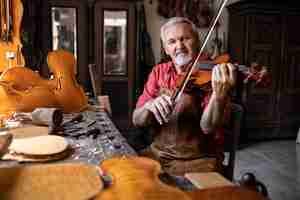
[63,109,136,165]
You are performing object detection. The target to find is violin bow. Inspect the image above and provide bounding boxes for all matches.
[171,0,229,103]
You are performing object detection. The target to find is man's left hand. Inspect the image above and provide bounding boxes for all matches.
[211,63,236,100]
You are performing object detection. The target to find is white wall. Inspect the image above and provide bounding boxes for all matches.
[143,0,241,63]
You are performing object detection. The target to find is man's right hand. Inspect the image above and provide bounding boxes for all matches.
[144,94,173,125]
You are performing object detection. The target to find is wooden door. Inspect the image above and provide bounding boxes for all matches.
[228,1,300,139]
[244,15,282,134]
[277,15,300,134]
[94,0,136,131]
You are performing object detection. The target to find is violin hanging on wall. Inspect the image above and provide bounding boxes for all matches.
[0,0,25,72]
[157,0,213,28]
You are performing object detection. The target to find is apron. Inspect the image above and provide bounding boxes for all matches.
[140,90,224,176]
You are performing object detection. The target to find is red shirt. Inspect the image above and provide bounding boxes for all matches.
[136,61,178,108]
[136,61,229,145]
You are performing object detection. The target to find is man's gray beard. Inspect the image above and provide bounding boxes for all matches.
[174,54,192,67]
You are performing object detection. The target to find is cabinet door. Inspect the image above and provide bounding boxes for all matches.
[94,0,136,131]
[278,15,300,131]
[245,15,282,129]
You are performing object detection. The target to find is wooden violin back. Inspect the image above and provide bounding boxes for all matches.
[96,156,191,200]
[0,0,25,71]
[95,156,268,200]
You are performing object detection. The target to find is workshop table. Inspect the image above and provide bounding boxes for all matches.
[0,108,136,168]
[63,109,136,165]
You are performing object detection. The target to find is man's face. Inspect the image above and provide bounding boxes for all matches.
[163,23,198,69]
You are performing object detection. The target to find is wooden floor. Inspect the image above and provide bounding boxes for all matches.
[234,140,300,200]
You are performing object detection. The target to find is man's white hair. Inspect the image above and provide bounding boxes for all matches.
[160,17,199,46]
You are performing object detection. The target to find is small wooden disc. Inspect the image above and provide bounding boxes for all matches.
[2,147,73,162]
[9,135,68,156]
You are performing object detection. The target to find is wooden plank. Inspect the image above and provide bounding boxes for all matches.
[184,172,234,189]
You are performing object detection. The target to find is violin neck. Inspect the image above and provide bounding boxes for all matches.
[196,62,248,74]
[196,63,215,70]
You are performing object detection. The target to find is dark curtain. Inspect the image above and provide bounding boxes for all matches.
[135,2,155,100]
[130,2,155,150]
[21,0,50,76]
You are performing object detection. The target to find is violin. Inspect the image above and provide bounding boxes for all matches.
[175,53,231,93]
[174,53,271,100]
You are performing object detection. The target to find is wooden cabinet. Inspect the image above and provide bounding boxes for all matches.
[94,0,136,131]
[228,1,300,139]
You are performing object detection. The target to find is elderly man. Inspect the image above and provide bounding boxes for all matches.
[132,17,236,176]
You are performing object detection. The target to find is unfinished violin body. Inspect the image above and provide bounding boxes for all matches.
[0,50,87,118]
[46,50,88,113]
[95,156,268,200]
[96,156,191,200]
